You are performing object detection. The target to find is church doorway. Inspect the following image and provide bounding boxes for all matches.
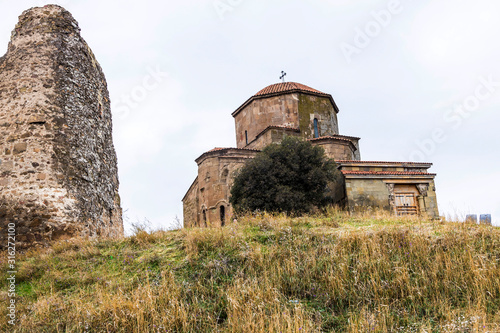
[220,205,226,226]
[394,185,419,216]
[202,209,207,227]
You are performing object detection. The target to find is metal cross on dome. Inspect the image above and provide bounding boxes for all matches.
[280,71,287,83]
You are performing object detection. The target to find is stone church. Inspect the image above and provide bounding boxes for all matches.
[183,82,439,227]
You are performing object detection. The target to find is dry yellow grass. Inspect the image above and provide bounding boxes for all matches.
[1,210,500,332]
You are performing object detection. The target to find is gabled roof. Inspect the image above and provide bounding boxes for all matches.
[232,82,339,117]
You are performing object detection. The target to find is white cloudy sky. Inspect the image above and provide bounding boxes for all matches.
[1,0,499,230]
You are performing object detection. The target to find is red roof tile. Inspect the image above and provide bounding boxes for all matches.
[337,160,432,165]
[308,135,360,143]
[207,147,230,153]
[207,147,260,153]
[330,134,360,141]
[342,170,436,176]
[254,82,328,97]
[196,147,260,164]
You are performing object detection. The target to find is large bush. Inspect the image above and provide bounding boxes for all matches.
[230,136,340,214]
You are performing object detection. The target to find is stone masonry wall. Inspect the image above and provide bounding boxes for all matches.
[234,93,339,149]
[345,178,439,218]
[182,177,199,228]
[245,128,301,150]
[298,94,339,139]
[416,180,439,218]
[312,140,355,161]
[234,95,299,148]
[183,149,257,228]
[0,5,122,248]
[345,179,392,212]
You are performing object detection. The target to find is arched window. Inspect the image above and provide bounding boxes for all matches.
[220,205,226,226]
[313,118,319,138]
[221,169,229,183]
[245,130,248,145]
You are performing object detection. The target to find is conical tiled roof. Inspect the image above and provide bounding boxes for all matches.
[254,82,328,97]
[232,82,337,117]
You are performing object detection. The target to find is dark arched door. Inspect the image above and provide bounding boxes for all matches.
[202,209,207,227]
[220,205,226,226]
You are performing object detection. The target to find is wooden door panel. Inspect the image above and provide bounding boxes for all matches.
[395,193,418,216]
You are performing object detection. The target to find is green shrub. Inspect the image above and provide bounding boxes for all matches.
[230,136,340,214]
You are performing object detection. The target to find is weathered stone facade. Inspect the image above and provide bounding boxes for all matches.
[310,136,359,161]
[183,148,257,228]
[183,82,440,227]
[0,6,123,247]
[339,161,439,218]
[245,126,301,150]
[232,83,341,149]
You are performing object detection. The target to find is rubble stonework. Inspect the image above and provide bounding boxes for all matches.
[0,5,123,247]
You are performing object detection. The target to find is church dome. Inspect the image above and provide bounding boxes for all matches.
[254,82,329,97]
[233,81,337,117]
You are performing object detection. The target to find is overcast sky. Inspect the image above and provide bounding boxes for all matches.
[1,0,499,230]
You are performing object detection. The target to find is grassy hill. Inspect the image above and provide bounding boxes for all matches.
[1,211,500,332]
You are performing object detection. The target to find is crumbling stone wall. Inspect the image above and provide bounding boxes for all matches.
[0,5,122,248]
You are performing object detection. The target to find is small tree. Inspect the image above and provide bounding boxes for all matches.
[230,136,340,214]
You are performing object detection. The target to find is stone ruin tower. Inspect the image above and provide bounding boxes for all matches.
[0,5,123,247]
